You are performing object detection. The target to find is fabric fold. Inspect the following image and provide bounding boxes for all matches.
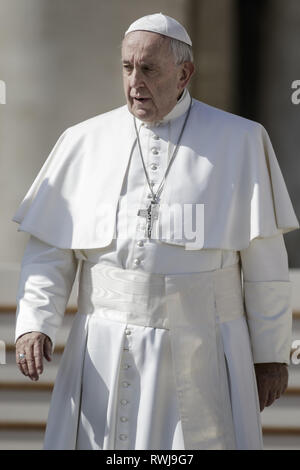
[243,280,292,364]
[43,312,90,449]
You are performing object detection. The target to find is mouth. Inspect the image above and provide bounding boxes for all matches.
[133,97,150,103]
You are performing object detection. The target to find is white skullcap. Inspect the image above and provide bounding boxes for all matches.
[125,12,192,46]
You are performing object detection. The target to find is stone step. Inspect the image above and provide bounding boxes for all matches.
[263,433,300,450]
[260,394,300,429]
[0,381,298,426]
[1,350,61,384]
[0,389,51,422]
[0,430,44,450]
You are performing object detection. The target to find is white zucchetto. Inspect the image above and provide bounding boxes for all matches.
[125,12,192,46]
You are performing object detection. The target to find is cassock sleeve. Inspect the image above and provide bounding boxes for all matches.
[15,235,78,351]
[239,233,292,365]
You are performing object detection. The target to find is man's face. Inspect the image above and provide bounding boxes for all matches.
[122,31,188,123]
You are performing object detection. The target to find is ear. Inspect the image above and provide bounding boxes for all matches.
[178,62,195,91]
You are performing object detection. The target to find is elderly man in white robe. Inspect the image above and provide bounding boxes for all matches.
[13,13,299,450]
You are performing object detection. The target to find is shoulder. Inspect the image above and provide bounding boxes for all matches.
[191,98,266,138]
[41,104,133,169]
[62,104,131,140]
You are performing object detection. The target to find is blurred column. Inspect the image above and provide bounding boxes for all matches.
[0,0,51,303]
[257,0,300,267]
[187,0,238,113]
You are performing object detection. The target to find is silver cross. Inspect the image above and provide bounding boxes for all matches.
[137,200,159,239]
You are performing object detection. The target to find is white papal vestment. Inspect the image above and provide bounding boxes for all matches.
[13,89,299,450]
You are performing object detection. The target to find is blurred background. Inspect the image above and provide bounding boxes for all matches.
[0,0,299,450]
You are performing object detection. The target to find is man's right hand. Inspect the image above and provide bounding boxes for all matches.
[15,332,52,381]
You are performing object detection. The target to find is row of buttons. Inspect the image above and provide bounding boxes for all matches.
[117,327,133,444]
[134,241,144,266]
[140,124,160,153]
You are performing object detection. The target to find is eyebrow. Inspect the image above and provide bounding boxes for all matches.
[122,59,156,68]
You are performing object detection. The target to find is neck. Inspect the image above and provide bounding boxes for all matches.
[134,88,190,128]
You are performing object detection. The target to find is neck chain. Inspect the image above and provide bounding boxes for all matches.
[134,96,193,239]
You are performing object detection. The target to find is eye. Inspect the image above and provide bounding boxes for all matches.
[142,66,152,73]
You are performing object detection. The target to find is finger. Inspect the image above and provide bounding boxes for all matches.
[255,375,267,411]
[259,397,267,412]
[16,346,29,376]
[44,337,53,362]
[281,372,289,395]
[265,391,277,407]
[19,359,30,378]
[33,337,44,375]
[257,385,268,412]
[25,343,39,381]
[16,352,30,377]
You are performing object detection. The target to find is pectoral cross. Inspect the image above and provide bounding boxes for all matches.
[137,200,159,239]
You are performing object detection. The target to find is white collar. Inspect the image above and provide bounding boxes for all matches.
[135,88,191,129]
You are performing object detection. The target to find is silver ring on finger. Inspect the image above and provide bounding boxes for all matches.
[19,353,26,360]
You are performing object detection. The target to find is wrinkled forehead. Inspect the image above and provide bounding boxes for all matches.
[122,31,171,61]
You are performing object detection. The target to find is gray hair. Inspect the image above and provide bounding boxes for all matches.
[121,33,194,65]
[169,37,194,65]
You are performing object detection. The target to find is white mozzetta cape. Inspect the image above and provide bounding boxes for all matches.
[12,99,299,250]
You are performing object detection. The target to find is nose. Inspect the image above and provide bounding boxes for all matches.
[129,67,144,90]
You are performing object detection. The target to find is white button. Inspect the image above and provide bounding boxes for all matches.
[150,163,158,170]
[150,180,156,186]
[125,329,131,335]
[137,240,144,247]
[122,381,130,388]
[120,399,128,405]
[119,434,128,440]
[147,193,153,198]
[120,416,128,422]
[123,364,130,369]
[133,258,141,265]
[151,148,159,155]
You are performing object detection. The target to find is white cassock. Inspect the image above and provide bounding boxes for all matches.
[13,89,299,450]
